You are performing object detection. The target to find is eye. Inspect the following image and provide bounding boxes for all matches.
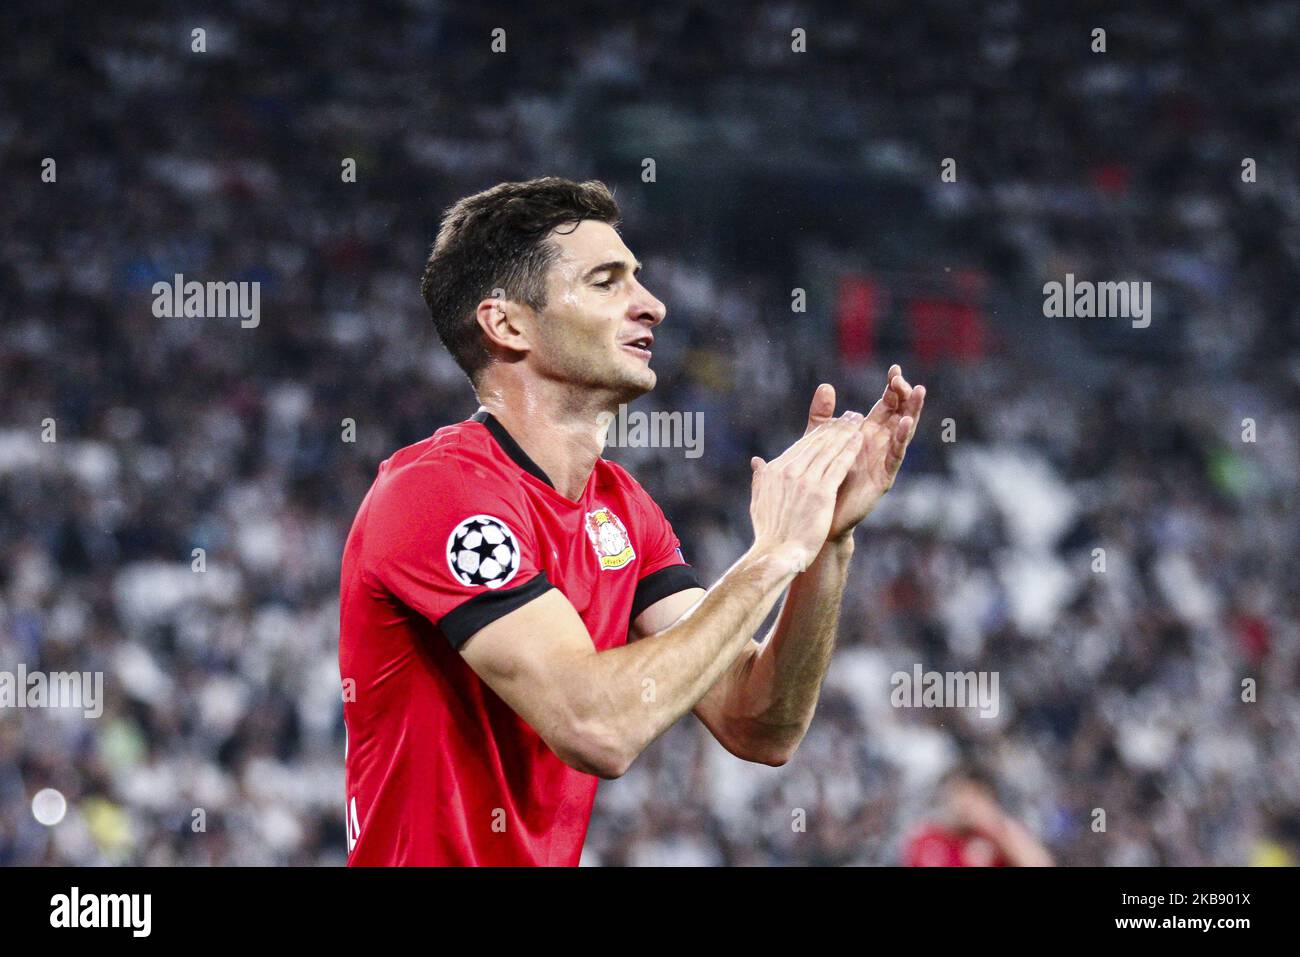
[593,277,614,289]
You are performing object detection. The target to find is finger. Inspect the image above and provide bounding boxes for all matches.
[905,383,926,420]
[782,416,844,470]
[869,373,912,429]
[883,415,914,476]
[890,371,913,405]
[866,385,894,424]
[867,365,905,424]
[804,383,836,437]
[806,413,863,478]
[897,413,915,445]
[776,422,826,470]
[822,428,864,487]
[806,420,861,483]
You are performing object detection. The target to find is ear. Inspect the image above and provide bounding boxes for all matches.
[475,296,533,356]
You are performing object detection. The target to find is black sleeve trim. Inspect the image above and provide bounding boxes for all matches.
[630,564,703,622]
[438,571,555,650]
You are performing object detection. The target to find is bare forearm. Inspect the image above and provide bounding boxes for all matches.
[575,544,802,765]
[728,533,854,747]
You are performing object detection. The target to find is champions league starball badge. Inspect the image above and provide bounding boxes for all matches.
[446,515,522,588]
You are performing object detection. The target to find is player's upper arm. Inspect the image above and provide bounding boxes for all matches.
[458,588,630,776]
[629,586,705,641]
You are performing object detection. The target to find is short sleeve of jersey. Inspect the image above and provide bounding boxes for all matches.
[627,482,702,621]
[364,459,553,649]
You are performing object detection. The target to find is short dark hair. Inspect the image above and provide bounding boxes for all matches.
[420,177,621,386]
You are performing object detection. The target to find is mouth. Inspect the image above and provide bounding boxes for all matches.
[621,335,653,361]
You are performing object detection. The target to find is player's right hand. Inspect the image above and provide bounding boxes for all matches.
[748,413,864,572]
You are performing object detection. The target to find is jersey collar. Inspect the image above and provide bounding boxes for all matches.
[469,408,556,489]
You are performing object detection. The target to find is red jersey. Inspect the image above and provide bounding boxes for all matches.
[903,824,1009,867]
[339,409,699,866]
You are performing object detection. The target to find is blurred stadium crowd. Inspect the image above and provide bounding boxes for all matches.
[1,1,1297,865]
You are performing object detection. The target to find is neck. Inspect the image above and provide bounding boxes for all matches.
[475,375,618,501]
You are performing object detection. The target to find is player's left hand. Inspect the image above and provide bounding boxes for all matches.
[804,364,925,543]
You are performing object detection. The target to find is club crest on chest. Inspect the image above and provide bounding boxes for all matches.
[585,508,635,570]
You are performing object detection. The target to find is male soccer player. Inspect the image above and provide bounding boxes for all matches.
[903,772,1055,867]
[339,178,925,865]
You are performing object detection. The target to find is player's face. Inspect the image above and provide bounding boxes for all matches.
[533,220,666,402]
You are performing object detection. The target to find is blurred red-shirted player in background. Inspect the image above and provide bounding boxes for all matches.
[904,772,1054,867]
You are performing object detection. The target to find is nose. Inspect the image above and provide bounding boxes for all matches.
[630,279,666,327]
